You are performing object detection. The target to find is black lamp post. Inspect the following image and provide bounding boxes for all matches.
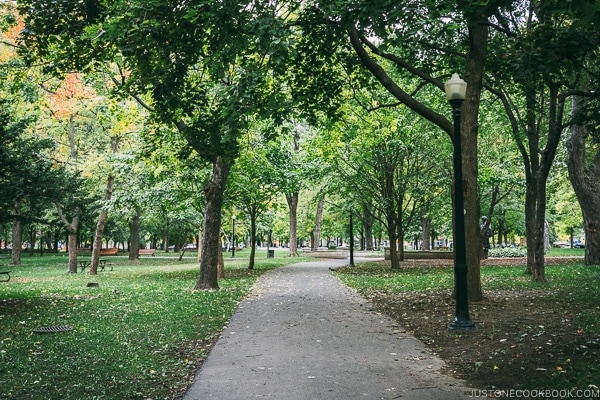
[231,215,236,258]
[445,73,475,331]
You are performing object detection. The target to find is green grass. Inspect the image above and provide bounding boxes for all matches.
[545,247,585,257]
[0,249,309,400]
[335,262,600,333]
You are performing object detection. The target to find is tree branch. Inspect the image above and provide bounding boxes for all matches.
[348,27,452,136]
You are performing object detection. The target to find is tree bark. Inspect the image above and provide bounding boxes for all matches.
[248,207,257,270]
[421,214,431,250]
[197,224,202,263]
[460,10,488,301]
[90,137,119,273]
[56,202,79,274]
[387,216,400,269]
[217,238,225,279]
[521,84,564,282]
[10,201,22,266]
[362,205,375,251]
[312,196,325,250]
[286,192,299,256]
[566,95,600,264]
[90,175,114,274]
[129,209,141,261]
[195,157,231,290]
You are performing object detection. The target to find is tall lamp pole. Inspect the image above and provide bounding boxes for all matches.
[231,215,236,258]
[445,74,475,331]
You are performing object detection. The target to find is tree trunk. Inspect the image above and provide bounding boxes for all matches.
[195,157,231,290]
[362,205,374,251]
[521,83,564,282]
[10,201,22,266]
[197,224,202,263]
[387,213,400,269]
[56,202,79,274]
[249,208,257,270]
[129,209,141,261]
[163,218,170,252]
[312,197,325,250]
[421,214,431,251]
[217,238,225,279]
[90,175,114,274]
[286,192,299,257]
[461,11,488,301]
[28,226,35,256]
[566,95,600,265]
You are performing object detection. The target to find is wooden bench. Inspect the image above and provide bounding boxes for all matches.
[138,249,156,256]
[100,248,119,256]
[0,271,10,282]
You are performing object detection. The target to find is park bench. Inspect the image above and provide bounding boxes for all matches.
[0,271,10,282]
[138,249,156,256]
[79,259,111,273]
[100,248,119,256]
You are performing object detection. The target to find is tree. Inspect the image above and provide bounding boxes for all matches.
[329,105,451,269]
[287,0,502,300]
[18,0,293,289]
[0,102,64,265]
[484,2,600,281]
[265,123,315,257]
[566,95,600,264]
[227,129,278,269]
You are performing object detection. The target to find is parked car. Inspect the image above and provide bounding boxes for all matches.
[573,240,585,248]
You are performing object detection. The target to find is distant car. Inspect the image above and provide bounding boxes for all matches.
[573,240,585,248]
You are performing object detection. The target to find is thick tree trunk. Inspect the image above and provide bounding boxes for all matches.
[195,157,231,290]
[566,96,600,265]
[10,201,22,266]
[67,232,78,273]
[90,175,114,274]
[286,192,299,257]
[312,197,325,250]
[129,209,141,261]
[461,11,488,301]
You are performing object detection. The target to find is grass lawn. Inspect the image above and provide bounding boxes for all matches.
[0,249,308,400]
[334,251,600,394]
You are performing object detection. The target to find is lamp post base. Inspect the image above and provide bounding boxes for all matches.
[449,318,476,331]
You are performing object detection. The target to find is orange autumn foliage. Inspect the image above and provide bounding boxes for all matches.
[49,73,98,118]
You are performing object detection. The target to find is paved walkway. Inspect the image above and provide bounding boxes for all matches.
[184,259,471,400]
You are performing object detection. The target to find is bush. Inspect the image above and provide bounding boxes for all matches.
[489,246,527,257]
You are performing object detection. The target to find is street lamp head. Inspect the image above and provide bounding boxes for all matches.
[232,215,236,220]
[445,73,467,101]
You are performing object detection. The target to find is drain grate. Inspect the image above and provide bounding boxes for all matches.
[32,325,74,334]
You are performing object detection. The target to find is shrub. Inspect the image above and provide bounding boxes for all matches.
[489,246,527,257]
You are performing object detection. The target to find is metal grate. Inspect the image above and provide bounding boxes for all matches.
[32,325,74,334]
